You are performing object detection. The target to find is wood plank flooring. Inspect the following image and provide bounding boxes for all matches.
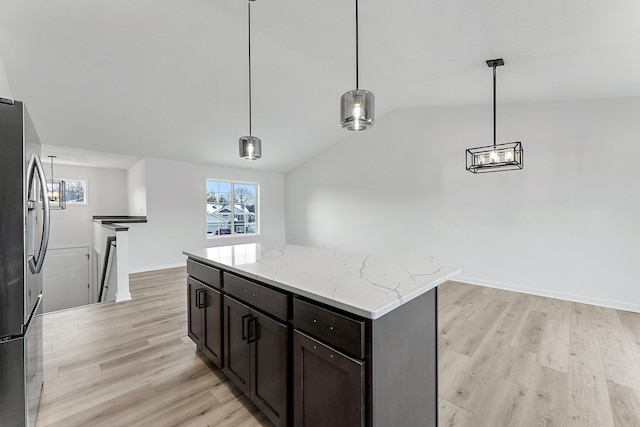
[36,268,640,426]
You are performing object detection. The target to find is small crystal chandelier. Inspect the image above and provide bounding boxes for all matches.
[466,59,524,173]
[340,0,375,131]
[239,0,262,160]
[47,155,66,209]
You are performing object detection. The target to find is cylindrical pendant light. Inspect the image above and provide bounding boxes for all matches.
[239,135,261,160]
[340,0,374,131]
[239,0,262,160]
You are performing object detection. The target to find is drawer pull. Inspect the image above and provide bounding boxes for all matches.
[313,319,317,323]
[329,326,334,331]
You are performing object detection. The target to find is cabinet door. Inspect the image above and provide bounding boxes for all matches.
[187,279,203,346]
[293,330,364,427]
[202,286,222,368]
[223,296,251,395]
[251,311,288,427]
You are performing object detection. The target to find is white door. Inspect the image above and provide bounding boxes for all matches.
[42,246,90,313]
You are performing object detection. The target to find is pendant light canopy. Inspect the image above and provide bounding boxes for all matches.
[340,0,374,131]
[466,59,524,173]
[47,155,66,210]
[239,0,262,160]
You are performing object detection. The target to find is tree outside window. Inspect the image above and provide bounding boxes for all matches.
[65,180,86,203]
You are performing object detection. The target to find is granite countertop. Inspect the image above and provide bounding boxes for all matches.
[184,243,461,320]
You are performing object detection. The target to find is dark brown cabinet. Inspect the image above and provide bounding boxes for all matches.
[187,260,222,368]
[201,284,222,365]
[187,277,204,346]
[186,256,438,427]
[223,294,288,427]
[188,277,222,367]
[293,330,364,427]
[222,295,251,393]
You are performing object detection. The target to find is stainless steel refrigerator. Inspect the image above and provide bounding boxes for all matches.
[0,97,50,427]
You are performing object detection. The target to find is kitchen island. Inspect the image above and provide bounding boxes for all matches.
[184,243,460,427]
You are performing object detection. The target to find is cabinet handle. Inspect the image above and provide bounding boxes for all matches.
[195,289,202,309]
[197,289,206,309]
[247,317,258,343]
[241,314,251,341]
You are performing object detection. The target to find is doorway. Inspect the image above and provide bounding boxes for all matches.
[42,246,91,313]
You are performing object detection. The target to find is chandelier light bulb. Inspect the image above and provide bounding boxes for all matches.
[505,149,514,162]
[489,149,499,163]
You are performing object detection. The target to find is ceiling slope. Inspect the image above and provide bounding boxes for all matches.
[1,0,639,172]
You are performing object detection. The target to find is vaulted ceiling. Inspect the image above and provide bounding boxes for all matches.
[1,0,639,172]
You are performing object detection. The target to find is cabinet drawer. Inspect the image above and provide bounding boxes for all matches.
[293,298,365,359]
[187,259,221,289]
[223,272,288,321]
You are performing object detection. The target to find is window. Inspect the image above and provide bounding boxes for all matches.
[206,180,257,237]
[64,180,87,204]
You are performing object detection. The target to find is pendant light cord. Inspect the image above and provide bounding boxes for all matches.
[248,1,253,136]
[493,63,496,148]
[355,0,359,90]
[49,156,55,180]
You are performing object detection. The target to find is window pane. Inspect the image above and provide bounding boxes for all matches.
[207,180,257,237]
[65,180,86,204]
[232,183,256,235]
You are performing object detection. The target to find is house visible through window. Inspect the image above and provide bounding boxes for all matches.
[64,180,87,204]
[206,180,257,237]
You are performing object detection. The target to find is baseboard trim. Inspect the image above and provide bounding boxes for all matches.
[456,275,640,314]
[129,262,185,274]
[115,292,132,302]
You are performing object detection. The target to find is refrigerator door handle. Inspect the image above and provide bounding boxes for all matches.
[27,154,50,274]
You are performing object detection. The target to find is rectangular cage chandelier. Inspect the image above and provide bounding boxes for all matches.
[47,155,66,209]
[466,141,523,173]
[466,58,524,174]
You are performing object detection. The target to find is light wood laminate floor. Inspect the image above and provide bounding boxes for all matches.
[36,268,640,426]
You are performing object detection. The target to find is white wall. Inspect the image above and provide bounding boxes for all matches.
[0,53,12,99]
[47,164,128,249]
[127,157,286,272]
[285,97,640,312]
[127,159,147,216]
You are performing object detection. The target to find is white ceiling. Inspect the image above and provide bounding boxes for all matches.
[1,0,639,172]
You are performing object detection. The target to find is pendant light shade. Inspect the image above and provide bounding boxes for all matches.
[341,89,375,131]
[466,58,524,173]
[239,136,262,160]
[341,0,374,131]
[239,0,262,160]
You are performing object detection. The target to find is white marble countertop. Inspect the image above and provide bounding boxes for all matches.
[183,243,461,320]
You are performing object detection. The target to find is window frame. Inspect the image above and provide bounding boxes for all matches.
[205,179,259,239]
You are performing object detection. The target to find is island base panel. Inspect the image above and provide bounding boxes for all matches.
[370,287,438,427]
